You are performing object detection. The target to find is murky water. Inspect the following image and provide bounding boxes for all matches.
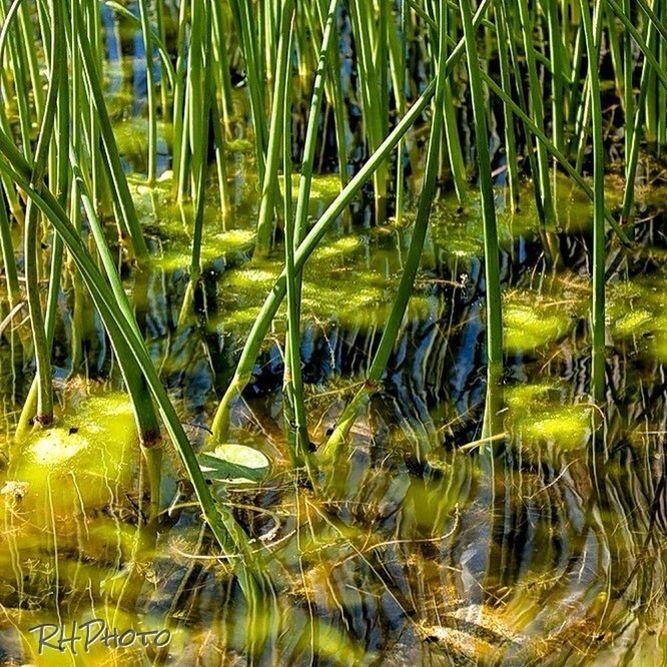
[1,8,666,667]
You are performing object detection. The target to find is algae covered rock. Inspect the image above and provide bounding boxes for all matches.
[0,393,142,608]
[2,392,138,522]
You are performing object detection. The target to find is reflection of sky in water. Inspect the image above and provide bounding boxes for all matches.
[101,3,122,92]
[102,2,170,172]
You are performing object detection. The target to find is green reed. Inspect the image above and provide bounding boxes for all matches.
[22,0,62,427]
[137,0,157,183]
[493,1,519,210]
[281,16,313,473]
[76,6,149,259]
[516,0,556,233]
[440,1,468,207]
[348,0,390,222]
[578,0,606,402]
[460,0,502,374]
[255,0,294,256]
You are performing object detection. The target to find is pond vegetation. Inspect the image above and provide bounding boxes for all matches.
[0,0,666,664]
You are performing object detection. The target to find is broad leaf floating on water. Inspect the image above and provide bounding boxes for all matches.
[198,444,270,483]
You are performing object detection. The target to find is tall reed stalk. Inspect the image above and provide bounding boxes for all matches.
[348,0,390,222]
[494,0,519,209]
[578,0,606,402]
[281,18,313,473]
[23,0,63,426]
[460,0,502,374]
[75,5,149,260]
[255,0,294,256]
[620,3,659,225]
[516,0,556,233]
[137,0,157,183]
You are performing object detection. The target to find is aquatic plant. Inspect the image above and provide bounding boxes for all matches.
[0,1,665,633]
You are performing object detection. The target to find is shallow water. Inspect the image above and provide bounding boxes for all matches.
[1,171,664,665]
[1,9,667,667]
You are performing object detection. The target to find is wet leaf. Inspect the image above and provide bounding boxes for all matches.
[198,444,270,483]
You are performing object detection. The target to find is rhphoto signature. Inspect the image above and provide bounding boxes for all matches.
[28,620,171,654]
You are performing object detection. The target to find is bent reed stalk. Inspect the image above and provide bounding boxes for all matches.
[210,0,494,441]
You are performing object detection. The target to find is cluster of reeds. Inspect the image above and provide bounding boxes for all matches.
[0,0,665,594]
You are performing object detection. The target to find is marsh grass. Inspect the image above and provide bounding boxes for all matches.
[0,0,665,600]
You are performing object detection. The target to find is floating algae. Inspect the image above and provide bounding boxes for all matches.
[518,407,592,450]
[613,308,654,337]
[310,235,361,262]
[2,392,137,521]
[208,235,434,335]
[503,290,579,353]
[131,173,342,269]
[503,303,566,352]
[155,228,256,272]
[608,271,667,362]
[504,383,593,451]
[113,117,174,159]
[129,178,256,270]
[126,172,347,273]
[498,271,591,354]
[224,265,278,291]
[427,186,546,263]
[280,173,342,214]
[213,261,285,332]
